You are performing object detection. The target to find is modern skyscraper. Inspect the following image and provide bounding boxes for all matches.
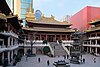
[6,0,33,27]
[6,0,21,18]
[6,0,33,19]
[20,0,33,19]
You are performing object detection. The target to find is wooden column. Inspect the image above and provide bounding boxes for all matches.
[60,35,62,40]
[55,35,56,41]
[95,47,98,54]
[11,38,13,46]
[2,53,4,63]
[70,35,71,40]
[8,52,10,64]
[46,34,47,40]
[11,51,13,61]
[66,35,67,40]
[87,47,89,53]
[90,40,91,44]
[40,35,41,40]
[90,47,91,53]
[95,40,97,45]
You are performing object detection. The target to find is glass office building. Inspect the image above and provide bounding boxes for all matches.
[6,0,33,19]
[6,0,33,27]
[21,0,32,19]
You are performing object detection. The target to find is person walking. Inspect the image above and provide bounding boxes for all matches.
[67,54,69,59]
[38,57,40,63]
[83,58,85,63]
[54,46,55,49]
[93,58,96,63]
[47,60,50,66]
[25,53,28,61]
[63,55,66,59]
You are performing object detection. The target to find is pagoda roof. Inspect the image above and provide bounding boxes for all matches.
[7,15,18,18]
[89,20,100,25]
[22,27,75,33]
[7,15,22,30]
[0,13,7,20]
[27,16,71,26]
[85,26,100,32]
[0,0,11,15]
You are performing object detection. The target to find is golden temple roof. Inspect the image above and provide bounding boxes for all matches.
[0,12,18,20]
[0,12,6,20]
[27,15,71,26]
[89,20,100,25]
[7,15,18,18]
[85,26,100,32]
[25,4,71,26]
[22,27,75,33]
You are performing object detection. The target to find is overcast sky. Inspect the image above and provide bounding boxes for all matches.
[33,0,100,21]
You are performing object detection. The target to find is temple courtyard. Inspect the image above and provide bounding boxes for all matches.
[7,54,100,67]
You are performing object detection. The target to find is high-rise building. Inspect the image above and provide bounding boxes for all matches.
[6,0,33,27]
[6,0,21,18]
[6,0,33,19]
[20,0,33,19]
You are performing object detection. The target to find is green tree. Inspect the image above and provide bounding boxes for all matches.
[43,46,50,54]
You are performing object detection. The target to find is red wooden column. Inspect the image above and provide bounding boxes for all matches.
[69,35,71,40]
[46,34,47,40]
[60,35,62,40]
[55,35,56,41]
[40,34,42,40]
[65,35,67,40]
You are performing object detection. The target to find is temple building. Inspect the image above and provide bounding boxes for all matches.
[84,20,100,54]
[0,0,23,66]
[21,4,75,56]
[22,4,75,42]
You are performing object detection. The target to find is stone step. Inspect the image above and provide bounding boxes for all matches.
[49,42,68,56]
[54,50,67,56]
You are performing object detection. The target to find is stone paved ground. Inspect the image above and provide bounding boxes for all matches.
[8,54,100,67]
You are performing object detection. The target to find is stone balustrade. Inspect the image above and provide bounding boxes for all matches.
[0,31,18,38]
[89,36,100,40]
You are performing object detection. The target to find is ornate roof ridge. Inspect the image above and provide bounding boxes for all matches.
[0,12,7,20]
[89,20,100,25]
[27,15,71,25]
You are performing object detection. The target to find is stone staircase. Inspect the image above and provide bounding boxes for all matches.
[49,42,68,56]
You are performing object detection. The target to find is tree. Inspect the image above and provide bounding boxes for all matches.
[43,46,50,55]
